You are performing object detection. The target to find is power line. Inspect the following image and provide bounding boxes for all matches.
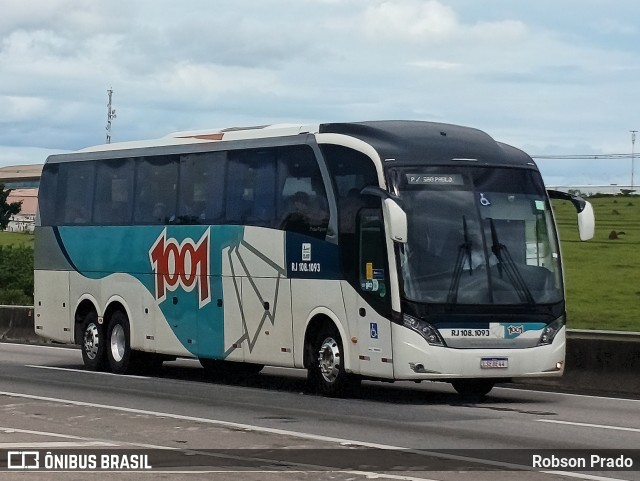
[531,153,634,160]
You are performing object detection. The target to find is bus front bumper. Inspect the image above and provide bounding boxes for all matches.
[392,324,566,380]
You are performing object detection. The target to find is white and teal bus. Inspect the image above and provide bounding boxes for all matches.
[34,121,594,397]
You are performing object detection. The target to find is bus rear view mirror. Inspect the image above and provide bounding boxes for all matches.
[383,198,408,243]
[577,201,595,241]
[360,185,407,243]
[547,189,595,241]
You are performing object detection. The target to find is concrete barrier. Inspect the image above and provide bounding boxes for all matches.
[0,306,638,397]
[0,305,40,343]
[514,330,640,398]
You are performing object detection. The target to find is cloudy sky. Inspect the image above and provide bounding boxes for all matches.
[1,0,639,187]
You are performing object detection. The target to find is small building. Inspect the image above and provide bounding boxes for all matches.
[6,188,38,232]
[1,164,43,232]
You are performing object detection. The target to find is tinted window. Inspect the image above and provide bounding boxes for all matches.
[320,144,379,235]
[178,151,226,224]
[225,149,277,226]
[57,162,95,225]
[321,144,380,283]
[38,163,59,226]
[277,145,328,238]
[93,158,134,224]
[134,156,178,224]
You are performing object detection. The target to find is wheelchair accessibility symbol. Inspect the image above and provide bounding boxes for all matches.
[479,193,491,206]
[370,322,378,339]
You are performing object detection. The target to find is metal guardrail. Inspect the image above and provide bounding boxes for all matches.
[567,329,640,342]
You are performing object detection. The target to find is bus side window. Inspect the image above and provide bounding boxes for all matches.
[320,144,379,284]
[57,162,95,225]
[225,149,277,227]
[178,151,226,225]
[93,158,134,225]
[277,145,329,238]
[38,164,59,226]
[134,156,178,225]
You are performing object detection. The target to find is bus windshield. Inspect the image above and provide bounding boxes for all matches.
[390,166,562,306]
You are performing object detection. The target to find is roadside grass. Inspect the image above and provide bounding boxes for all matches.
[0,231,34,247]
[552,196,640,331]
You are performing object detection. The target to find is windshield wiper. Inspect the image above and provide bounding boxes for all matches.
[447,216,472,305]
[488,218,535,305]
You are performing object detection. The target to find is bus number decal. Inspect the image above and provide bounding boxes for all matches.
[149,228,211,308]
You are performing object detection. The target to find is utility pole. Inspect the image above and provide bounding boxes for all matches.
[631,130,637,189]
[106,87,117,144]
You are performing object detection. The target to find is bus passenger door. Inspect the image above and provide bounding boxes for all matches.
[351,209,394,378]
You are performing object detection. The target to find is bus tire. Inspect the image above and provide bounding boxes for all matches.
[308,326,360,397]
[199,358,225,378]
[80,311,107,371]
[451,379,495,399]
[107,310,133,374]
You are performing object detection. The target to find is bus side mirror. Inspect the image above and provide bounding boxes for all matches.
[360,185,407,243]
[547,189,595,241]
[383,198,407,243]
[577,201,595,241]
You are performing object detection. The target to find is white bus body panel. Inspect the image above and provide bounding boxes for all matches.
[340,283,394,379]
[70,272,192,357]
[222,227,294,367]
[290,279,349,369]
[34,270,72,344]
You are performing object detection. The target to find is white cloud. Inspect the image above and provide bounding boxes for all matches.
[361,0,527,45]
[1,96,49,121]
[0,0,638,185]
[408,60,462,70]
[362,0,458,43]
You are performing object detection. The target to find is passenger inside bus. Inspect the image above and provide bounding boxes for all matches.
[280,190,328,238]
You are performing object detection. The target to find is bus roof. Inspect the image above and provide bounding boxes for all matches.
[48,120,535,169]
[318,120,537,168]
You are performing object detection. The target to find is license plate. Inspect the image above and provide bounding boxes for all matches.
[480,357,508,369]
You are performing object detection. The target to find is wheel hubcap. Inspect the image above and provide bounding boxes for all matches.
[83,323,100,360]
[110,324,126,363]
[318,337,341,383]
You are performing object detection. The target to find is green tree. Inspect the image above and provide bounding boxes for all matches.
[1,183,22,230]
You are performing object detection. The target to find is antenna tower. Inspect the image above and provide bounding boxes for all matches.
[631,130,637,189]
[106,87,117,144]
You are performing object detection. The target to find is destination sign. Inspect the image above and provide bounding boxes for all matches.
[406,174,464,185]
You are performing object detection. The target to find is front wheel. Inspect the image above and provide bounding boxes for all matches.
[451,379,495,399]
[308,327,360,397]
[80,311,107,371]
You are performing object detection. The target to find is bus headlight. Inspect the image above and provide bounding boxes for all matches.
[538,316,565,346]
[402,314,446,347]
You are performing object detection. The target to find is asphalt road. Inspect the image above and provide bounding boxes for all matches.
[0,342,638,481]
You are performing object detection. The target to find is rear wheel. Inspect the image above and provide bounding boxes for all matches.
[308,326,360,397]
[451,379,495,399]
[107,310,133,374]
[80,311,107,371]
